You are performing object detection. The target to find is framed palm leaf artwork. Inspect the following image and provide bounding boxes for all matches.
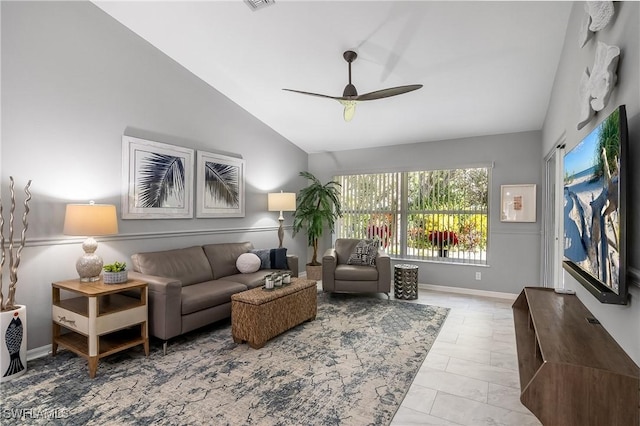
[122,136,194,219]
[196,151,245,218]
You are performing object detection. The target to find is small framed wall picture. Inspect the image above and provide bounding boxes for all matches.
[122,136,194,219]
[501,184,536,222]
[196,150,245,218]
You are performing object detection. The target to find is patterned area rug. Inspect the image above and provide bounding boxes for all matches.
[0,294,449,425]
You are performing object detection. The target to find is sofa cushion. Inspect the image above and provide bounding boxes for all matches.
[346,239,378,266]
[131,246,213,286]
[250,248,288,269]
[203,242,254,279]
[225,270,284,289]
[335,264,379,281]
[236,253,261,273]
[181,280,248,315]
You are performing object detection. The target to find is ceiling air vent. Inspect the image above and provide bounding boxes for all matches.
[244,0,275,12]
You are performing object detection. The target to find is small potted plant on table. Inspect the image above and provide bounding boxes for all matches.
[103,261,128,284]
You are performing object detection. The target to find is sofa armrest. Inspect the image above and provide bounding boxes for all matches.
[375,251,392,292]
[286,254,299,278]
[322,248,337,291]
[128,271,182,341]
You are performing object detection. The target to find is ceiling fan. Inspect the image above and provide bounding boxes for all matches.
[283,50,423,122]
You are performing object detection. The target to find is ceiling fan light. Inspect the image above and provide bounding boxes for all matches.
[339,100,357,122]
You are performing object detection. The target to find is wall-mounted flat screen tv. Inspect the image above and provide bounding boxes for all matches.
[563,105,628,304]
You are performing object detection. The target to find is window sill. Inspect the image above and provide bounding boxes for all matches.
[389,256,490,267]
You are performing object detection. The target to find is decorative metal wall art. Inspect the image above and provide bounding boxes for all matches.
[578,1,614,47]
[577,42,620,130]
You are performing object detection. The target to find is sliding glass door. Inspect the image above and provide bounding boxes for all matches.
[542,144,564,288]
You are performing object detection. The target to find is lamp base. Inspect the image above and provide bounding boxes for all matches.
[277,218,285,248]
[76,237,103,282]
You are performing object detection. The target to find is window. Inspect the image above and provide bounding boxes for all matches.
[336,167,489,264]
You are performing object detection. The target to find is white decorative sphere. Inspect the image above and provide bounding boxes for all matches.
[236,253,261,274]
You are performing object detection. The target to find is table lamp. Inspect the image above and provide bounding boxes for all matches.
[63,202,118,282]
[267,191,296,248]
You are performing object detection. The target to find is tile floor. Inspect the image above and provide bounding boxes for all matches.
[389,286,541,426]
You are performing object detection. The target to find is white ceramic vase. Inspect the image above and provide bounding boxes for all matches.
[0,305,27,382]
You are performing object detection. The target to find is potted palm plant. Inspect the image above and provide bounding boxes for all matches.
[292,171,342,280]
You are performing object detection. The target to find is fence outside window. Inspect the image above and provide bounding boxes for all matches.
[336,168,489,265]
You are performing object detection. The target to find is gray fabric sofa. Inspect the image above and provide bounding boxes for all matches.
[322,238,391,298]
[128,242,298,352]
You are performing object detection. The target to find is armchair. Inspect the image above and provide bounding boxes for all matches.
[322,238,391,299]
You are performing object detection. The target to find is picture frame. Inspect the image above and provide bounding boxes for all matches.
[122,136,194,219]
[500,184,536,222]
[196,150,245,218]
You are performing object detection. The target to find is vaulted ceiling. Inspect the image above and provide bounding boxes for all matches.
[94,1,573,153]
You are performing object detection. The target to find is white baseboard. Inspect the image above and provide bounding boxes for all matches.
[27,344,51,361]
[419,283,518,300]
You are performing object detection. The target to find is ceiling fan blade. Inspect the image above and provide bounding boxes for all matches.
[282,88,340,100]
[284,52,421,121]
[355,84,423,101]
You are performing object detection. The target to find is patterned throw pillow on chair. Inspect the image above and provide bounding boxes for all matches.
[347,239,378,266]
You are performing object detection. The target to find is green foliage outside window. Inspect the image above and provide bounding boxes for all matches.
[407,213,487,251]
[337,167,489,263]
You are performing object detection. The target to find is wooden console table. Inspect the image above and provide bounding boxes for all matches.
[52,278,149,378]
[513,287,639,426]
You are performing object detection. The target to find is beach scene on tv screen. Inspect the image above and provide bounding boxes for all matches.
[564,109,621,292]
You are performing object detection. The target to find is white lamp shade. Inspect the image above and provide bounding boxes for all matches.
[267,192,296,212]
[63,204,118,236]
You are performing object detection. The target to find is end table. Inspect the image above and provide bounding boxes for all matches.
[394,264,419,300]
[51,278,149,378]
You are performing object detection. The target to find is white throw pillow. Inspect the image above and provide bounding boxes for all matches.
[236,253,261,274]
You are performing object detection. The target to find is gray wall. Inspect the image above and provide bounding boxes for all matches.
[542,2,639,363]
[309,130,542,295]
[1,1,308,351]
[4,0,638,365]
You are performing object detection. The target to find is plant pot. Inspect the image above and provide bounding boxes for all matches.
[306,265,322,281]
[1,305,27,382]
[103,270,128,284]
[438,248,449,257]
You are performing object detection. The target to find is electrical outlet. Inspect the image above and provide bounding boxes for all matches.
[475,272,481,280]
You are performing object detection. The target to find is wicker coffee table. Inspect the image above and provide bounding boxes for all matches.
[231,278,317,349]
